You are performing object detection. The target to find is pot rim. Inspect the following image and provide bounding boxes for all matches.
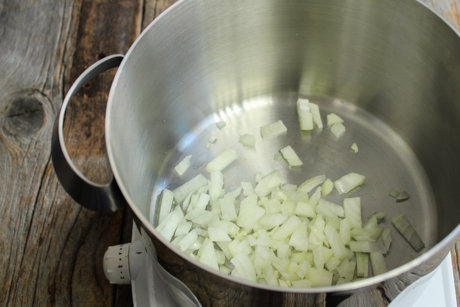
[106,0,460,293]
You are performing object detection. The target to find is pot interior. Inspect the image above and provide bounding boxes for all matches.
[107,0,460,281]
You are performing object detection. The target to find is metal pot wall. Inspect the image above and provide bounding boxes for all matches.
[52,0,460,305]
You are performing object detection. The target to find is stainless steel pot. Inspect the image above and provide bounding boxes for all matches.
[52,0,460,305]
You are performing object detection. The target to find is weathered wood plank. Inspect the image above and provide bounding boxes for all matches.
[0,0,142,306]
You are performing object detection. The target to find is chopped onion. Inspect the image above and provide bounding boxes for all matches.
[241,181,254,197]
[200,238,219,270]
[280,145,303,167]
[173,174,208,203]
[309,103,323,129]
[389,188,400,199]
[331,122,346,139]
[254,170,282,197]
[327,113,344,126]
[382,228,392,252]
[209,171,224,200]
[321,179,333,196]
[391,211,425,251]
[343,197,362,229]
[370,252,388,275]
[351,143,359,153]
[157,206,183,242]
[175,155,192,176]
[297,98,313,131]
[334,173,366,195]
[356,252,369,278]
[158,189,174,224]
[396,191,410,203]
[216,121,226,129]
[298,175,327,193]
[157,156,400,287]
[206,149,238,173]
[208,136,217,143]
[260,120,287,138]
[240,134,256,147]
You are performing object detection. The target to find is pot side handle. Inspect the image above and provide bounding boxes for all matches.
[51,55,125,213]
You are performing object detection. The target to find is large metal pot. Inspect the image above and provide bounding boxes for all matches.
[52,0,460,305]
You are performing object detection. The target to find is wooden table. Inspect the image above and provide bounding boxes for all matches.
[1,0,459,306]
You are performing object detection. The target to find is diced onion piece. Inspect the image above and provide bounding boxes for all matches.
[240,134,256,147]
[327,113,344,126]
[297,98,313,131]
[158,206,184,242]
[194,193,210,210]
[370,252,388,276]
[254,172,262,183]
[231,253,257,282]
[271,215,302,240]
[340,218,351,245]
[199,239,219,270]
[309,103,323,129]
[208,226,231,242]
[334,173,366,195]
[349,241,385,253]
[309,187,322,207]
[254,170,282,197]
[206,143,211,149]
[331,122,346,139]
[225,186,242,199]
[174,174,208,203]
[351,143,359,153]
[216,121,226,129]
[294,201,316,218]
[175,221,193,236]
[158,189,174,224]
[175,155,192,176]
[321,179,334,196]
[241,182,254,197]
[382,228,392,252]
[209,171,224,200]
[389,188,400,199]
[289,223,309,252]
[236,194,265,229]
[343,197,362,229]
[316,199,344,218]
[367,212,385,220]
[324,224,348,259]
[178,229,198,251]
[298,175,327,193]
[396,191,410,203]
[260,120,288,138]
[206,149,238,173]
[280,145,303,167]
[306,268,333,287]
[391,211,425,251]
[208,136,217,143]
[219,265,231,274]
[258,213,287,229]
[356,252,369,278]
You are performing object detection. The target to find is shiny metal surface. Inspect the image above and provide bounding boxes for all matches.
[57,0,460,304]
[51,55,124,213]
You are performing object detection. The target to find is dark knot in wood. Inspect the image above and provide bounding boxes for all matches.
[3,96,45,137]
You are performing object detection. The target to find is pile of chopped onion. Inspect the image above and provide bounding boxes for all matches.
[156,167,401,288]
[155,99,425,288]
